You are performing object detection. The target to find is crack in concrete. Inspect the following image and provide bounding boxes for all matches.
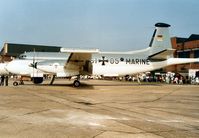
[92,131,107,138]
[22,109,50,116]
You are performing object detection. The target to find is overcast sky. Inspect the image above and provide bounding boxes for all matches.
[0,0,199,51]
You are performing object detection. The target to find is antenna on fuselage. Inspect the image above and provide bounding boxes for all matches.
[33,48,35,78]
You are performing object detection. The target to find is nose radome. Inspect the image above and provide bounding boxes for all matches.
[5,61,17,74]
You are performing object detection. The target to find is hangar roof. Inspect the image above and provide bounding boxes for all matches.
[186,34,199,42]
[0,43,61,57]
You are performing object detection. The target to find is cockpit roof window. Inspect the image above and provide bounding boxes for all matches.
[19,55,27,59]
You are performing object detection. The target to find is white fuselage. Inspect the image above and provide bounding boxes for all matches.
[35,51,199,77]
[5,60,44,77]
[93,58,198,76]
[4,50,199,78]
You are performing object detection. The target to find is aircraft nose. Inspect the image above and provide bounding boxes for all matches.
[5,61,16,74]
[0,63,9,75]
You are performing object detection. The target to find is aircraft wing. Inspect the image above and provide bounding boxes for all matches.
[60,48,100,75]
[148,49,175,60]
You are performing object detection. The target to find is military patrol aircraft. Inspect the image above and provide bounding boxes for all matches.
[32,23,199,87]
[1,23,199,87]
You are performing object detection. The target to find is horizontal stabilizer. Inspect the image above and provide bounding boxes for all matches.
[148,49,175,60]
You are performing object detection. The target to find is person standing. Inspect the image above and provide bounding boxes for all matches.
[0,75,5,86]
[5,76,8,86]
[179,76,183,85]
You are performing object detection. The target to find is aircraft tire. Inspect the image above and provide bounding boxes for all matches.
[13,81,19,86]
[73,80,81,87]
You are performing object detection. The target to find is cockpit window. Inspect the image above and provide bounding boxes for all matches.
[19,55,27,59]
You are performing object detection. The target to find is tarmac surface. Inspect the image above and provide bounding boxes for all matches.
[0,79,199,138]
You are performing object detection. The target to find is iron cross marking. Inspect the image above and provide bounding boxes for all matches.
[99,56,108,66]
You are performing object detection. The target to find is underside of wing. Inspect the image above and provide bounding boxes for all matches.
[61,48,99,75]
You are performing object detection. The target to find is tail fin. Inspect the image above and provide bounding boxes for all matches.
[148,23,174,60]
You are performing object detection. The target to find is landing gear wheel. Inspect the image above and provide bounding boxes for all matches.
[13,81,19,86]
[73,80,81,87]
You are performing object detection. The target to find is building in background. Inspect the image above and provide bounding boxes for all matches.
[0,43,61,62]
[165,34,199,77]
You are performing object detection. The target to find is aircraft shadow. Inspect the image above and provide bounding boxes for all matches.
[88,83,162,86]
[20,81,161,90]
[42,82,161,88]
[41,83,95,89]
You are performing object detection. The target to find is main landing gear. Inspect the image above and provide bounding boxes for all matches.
[73,75,81,87]
[49,75,56,85]
[73,80,81,87]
